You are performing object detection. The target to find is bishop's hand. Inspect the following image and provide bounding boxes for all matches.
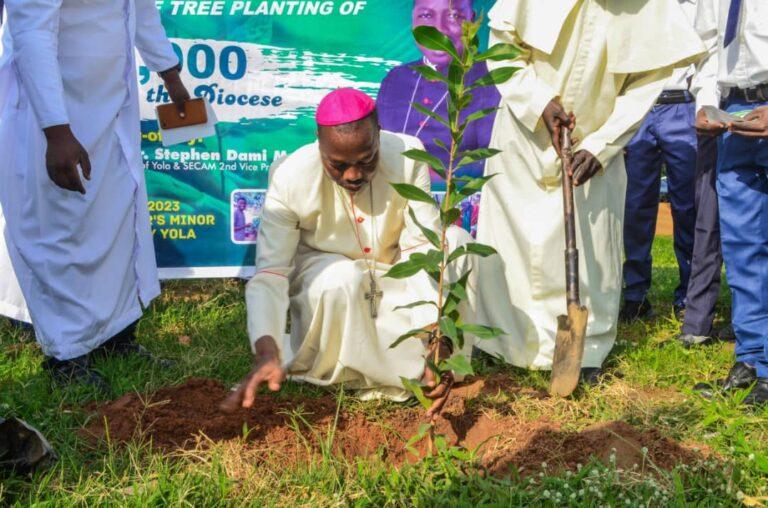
[159,66,192,118]
[422,337,455,419]
[542,99,576,157]
[219,335,286,413]
[43,124,91,195]
[570,150,603,187]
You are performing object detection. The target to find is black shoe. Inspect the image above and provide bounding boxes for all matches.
[42,355,109,392]
[693,362,757,400]
[674,305,686,321]
[743,379,768,407]
[619,298,654,323]
[676,333,714,348]
[713,324,736,342]
[580,367,603,386]
[95,323,175,368]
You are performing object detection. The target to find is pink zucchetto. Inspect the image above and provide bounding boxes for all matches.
[315,88,376,126]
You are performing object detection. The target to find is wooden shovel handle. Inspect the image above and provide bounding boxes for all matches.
[561,129,580,307]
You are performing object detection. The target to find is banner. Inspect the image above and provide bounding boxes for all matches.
[140,0,495,278]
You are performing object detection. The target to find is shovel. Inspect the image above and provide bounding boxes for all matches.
[549,129,589,398]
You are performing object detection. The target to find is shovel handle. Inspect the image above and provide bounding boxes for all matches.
[561,130,580,306]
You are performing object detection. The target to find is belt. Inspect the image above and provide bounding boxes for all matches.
[729,83,768,103]
[656,90,693,105]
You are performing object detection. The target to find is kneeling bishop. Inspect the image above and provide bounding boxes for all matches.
[223,89,475,410]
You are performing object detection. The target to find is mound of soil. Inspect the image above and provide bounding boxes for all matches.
[83,377,700,476]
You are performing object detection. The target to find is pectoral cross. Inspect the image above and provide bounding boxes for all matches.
[365,274,383,319]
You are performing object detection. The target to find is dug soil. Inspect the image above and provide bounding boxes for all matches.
[84,377,701,477]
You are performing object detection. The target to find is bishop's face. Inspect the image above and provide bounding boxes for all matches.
[318,120,381,194]
[412,0,474,68]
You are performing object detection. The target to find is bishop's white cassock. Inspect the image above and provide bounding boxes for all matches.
[246,131,475,400]
[475,0,705,369]
[0,0,178,359]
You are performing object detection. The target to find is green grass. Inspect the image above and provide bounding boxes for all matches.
[1,237,767,506]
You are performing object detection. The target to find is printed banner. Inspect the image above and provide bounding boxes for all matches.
[140,0,495,278]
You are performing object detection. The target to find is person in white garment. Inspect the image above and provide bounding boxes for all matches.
[0,0,190,389]
[221,89,475,415]
[474,0,705,384]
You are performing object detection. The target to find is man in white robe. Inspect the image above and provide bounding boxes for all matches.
[222,89,475,413]
[475,0,705,382]
[0,0,190,388]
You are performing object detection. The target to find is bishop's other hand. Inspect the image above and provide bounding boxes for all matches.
[542,99,576,157]
[219,335,286,413]
[43,124,92,195]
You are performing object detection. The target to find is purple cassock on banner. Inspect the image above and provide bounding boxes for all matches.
[376,60,501,184]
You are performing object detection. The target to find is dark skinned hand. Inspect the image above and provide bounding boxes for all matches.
[43,124,91,194]
[695,108,727,137]
[570,150,603,187]
[729,106,768,138]
[160,68,192,117]
[422,338,454,419]
[219,335,286,413]
[542,98,576,156]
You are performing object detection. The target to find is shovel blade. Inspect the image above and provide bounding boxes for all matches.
[549,303,589,397]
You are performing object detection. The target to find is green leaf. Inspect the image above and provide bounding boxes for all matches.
[401,149,446,173]
[450,279,469,301]
[393,300,437,311]
[385,259,424,279]
[457,148,502,169]
[465,243,498,257]
[440,208,461,227]
[433,138,449,153]
[447,245,467,264]
[411,64,447,84]
[476,43,522,62]
[408,207,441,249]
[390,328,426,348]
[469,66,519,89]
[461,107,499,129]
[413,25,459,61]
[412,103,450,130]
[406,422,432,453]
[447,60,463,106]
[401,377,432,410]
[458,175,497,195]
[439,316,458,342]
[459,324,505,340]
[440,355,475,376]
[390,181,437,205]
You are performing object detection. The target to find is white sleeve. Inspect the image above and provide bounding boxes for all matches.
[487,27,558,133]
[692,0,720,111]
[5,0,68,128]
[134,0,179,72]
[579,67,671,169]
[244,161,300,359]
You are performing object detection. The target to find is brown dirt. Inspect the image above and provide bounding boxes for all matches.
[657,203,673,237]
[83,376,702,477]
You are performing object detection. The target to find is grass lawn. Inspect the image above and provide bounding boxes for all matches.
[1,236,767,506]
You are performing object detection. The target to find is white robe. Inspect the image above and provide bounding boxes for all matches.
[0,208,29,323]
[245,131,475,400]
[476,0,704,369]
[0,0,178,359]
